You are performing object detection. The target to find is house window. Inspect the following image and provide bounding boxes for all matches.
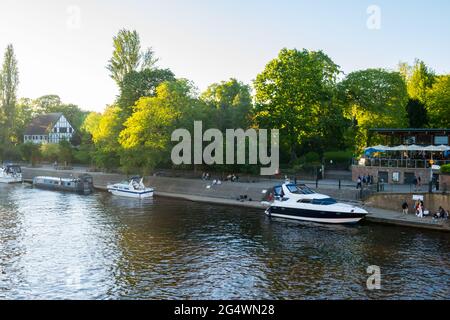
[54,127,58,133]
[69,127,73,133]
[59,127,67,133]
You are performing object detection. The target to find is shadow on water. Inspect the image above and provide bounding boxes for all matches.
[0,184,449,299]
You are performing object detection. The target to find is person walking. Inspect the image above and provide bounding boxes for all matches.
[356,176,362,189]
[402,201,409,214]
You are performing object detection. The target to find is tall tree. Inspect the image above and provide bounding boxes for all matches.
[85,106,122,170]
[253,48,341,161]
[339,69,408,151]
[406,60,435,103]
[0,44,19,143]
[107,29,158,85]
[119,79,204,173]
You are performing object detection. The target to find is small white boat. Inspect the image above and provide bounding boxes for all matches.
[0,164,23,184]
[107,176,154,199]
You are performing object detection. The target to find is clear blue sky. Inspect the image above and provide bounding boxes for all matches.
[1,0,449,112]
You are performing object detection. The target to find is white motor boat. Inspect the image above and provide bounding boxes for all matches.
[264,183,367,224]
[107,176,154,199]
[0,164,23,184]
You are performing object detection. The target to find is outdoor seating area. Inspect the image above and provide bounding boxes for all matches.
[359,144,450,169]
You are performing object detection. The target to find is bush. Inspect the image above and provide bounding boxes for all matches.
[17,142,41,165]
[323,150,353,164]
[441,164,450,174]
[304,151,320,164]
[40,143,60,162]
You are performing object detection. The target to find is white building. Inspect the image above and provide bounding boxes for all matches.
[24,113,75,144]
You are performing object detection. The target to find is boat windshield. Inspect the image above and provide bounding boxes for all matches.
[286,184,315,195]
[311,198,337,205]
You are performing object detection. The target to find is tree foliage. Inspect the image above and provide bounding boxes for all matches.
[117,68,175,118]
[426,75,450,128]
[107,29,158,85]
[339,69,408,151]
[0,44,19,144]
[253,48,341,161]
[201,78,253,131]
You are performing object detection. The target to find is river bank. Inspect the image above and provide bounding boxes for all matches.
[21,166,450,232]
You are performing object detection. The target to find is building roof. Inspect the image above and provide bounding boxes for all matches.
[370,128,450,134]
[24,113,63,135]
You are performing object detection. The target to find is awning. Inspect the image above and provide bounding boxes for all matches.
[365,144,450,153]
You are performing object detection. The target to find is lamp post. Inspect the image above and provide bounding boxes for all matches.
[429,159,434,193]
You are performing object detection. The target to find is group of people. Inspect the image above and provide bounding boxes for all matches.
[401,200,448,219]
[356,174,374,189]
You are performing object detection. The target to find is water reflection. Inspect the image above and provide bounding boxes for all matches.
[0,183,449,299]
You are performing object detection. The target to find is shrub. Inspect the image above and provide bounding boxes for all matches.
[323,150,353,164]
[304,152,320,164]
[441,164,450,174]
[40,143,60,162]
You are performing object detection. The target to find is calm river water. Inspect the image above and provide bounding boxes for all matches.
[0,183,449,300]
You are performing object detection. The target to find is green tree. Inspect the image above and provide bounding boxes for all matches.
[119,80,201,173]
[107,29,158,85]
[58,140,73,165]
[0,44,19,144]
[18,142,41,165]
[339,68,408,151]
[201,78,253,131]
[40,143,60,162]
[117,68,175,118]
[254,48,341,162]
[84,106,122,170]
[426,75,450,128]
[399,59,435,103]
[406,98,428,128]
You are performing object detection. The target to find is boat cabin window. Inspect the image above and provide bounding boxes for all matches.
[286,184,315,195]
[298,198,337,205]
[312,198,337,205]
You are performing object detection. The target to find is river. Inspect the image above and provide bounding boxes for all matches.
[0,183,448,299]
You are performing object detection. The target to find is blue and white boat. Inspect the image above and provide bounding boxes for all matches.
[107,176,154,199]
[264,183,367,224]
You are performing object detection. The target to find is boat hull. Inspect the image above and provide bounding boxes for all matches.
[108,189,154,199]
[0,177,23,184]
[265,206,366,224]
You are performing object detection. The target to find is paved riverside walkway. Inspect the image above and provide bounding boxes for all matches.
[21,166,450,232]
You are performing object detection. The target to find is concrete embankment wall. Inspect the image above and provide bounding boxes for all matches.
[22,167,361,203]
[365,192,450,213]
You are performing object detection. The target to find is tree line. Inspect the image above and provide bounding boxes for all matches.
[1,29,449,174]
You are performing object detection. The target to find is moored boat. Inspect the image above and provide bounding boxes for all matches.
[0,164,23,184]
[264,183,367,224]
[107,176,154,199]
[32,174,94,195]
